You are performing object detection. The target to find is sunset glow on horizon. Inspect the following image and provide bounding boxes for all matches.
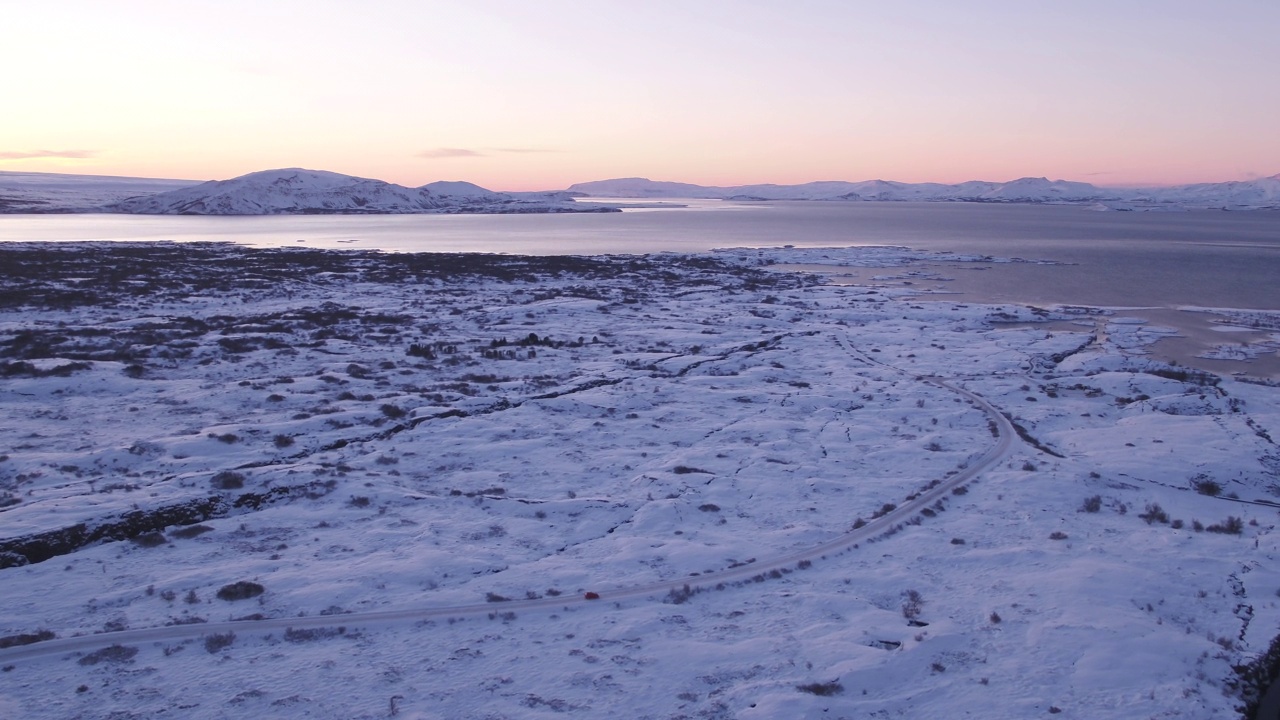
[4,0,1278,191]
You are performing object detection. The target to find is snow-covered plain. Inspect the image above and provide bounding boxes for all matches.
[1,243,1278,719]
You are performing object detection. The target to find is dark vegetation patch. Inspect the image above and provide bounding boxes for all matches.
[796,681,844,696]
[203,631,236,653]
[216,581,265,601]
[0,480,335,568]
[169,524,214,539]
[283,626,350,643]
[0,629,55,649]
[1003,414,1064,458]
[0,243,800,316]
[77,644,137,666]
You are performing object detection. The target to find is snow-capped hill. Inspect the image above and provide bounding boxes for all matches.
[566,178,725,198]
[420,181,507,202]
[109,168,447,215]
[0,170,199,213]
[978,177,1113,203]
[1135,175,1280,209]
[731,181,861,200]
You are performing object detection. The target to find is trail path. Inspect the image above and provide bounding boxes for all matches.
[0,331,1018,665]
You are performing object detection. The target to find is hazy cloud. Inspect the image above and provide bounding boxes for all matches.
[1082,171,1115,177]
[418,148,485,159]
[494,147,561,154]
[417,147,561,159]
[0,149,96,161]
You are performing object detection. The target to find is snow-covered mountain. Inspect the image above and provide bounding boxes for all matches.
[0,170,199,213]
[1129,174,1280,209]
[102,169,610,215]
[419,180,506,203]
[108,168,453,215]
[568,175,1280,209]
[5,168,1277,214]
[0,168,612,215]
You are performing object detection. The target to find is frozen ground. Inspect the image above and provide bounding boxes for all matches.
[1,243,1278,719]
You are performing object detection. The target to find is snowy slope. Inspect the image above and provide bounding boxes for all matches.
[976,176,1117,203]
[568,175,1280,208]
[102,169,616,215]
[1133,174,1280,209]
[107,168,450,215]
[0,170,199,213]
[419,180,507,202]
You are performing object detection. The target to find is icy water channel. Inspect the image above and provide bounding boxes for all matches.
[2,201,1277,376]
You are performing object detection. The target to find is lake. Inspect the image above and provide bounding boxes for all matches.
[2,202,1277,377]
[1,201,1276,310]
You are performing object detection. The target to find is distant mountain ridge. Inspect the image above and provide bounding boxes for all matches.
[106,168,611,215]
[0,168,614,215]
[2,168,1277,214]
[568,174,1280,210]
[0,170,198,213]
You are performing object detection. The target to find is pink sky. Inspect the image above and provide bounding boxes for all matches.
[3,1,1278,191]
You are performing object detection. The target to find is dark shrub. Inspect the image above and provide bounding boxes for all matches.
[901,590,924,620]
[672,466,709,475]
[1193,478,1223,496]
[0,630,55,649]
[1139,503,1169,525]
[380,404,406,419]
[796,681,843,696]
[131,532,168,548]
[203,632,235,654]
[216,581,265,601]
[170,524,214,539]
[1081,495,1102,513]
[78,645,137,666]
[211,471,245,490]
[273,434,294,448]
[1207,516,1245,535]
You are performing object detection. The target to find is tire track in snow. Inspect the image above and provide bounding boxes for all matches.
[0,331,1019,664]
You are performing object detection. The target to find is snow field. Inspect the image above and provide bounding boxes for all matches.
[1,244,1278,718]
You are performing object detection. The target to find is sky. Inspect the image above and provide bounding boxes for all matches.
[3,1,1279,191]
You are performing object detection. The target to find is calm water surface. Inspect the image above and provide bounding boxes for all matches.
[1,202,1276,310]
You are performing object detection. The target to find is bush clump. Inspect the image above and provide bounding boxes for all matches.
[796,681,844,696]
[0,629,55,649]
[77,644,137,666]
[901,589,924,620]
[211,471,245,490]
[131,531,168,548]
[1193,478,1223,496]
[1139,503,1169,525]
[1081,495,1102,513]
[203,632,236,654]
[170,524,214,539]
[216,581,265,601]
[1206,516,1245,535]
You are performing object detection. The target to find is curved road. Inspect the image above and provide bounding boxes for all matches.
[0,336,1018,665]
